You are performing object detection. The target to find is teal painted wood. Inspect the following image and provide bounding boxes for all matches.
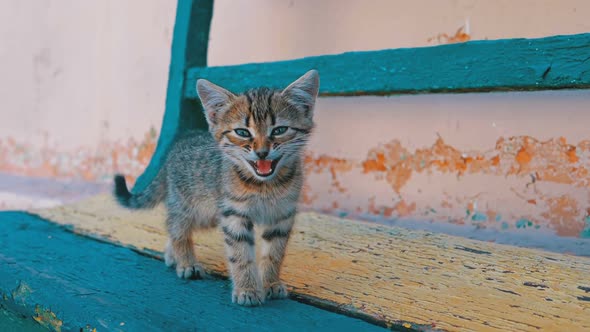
[184,33,590,98]
[133,0,213,193]
[0,212,388,332]
[0,304,46,332]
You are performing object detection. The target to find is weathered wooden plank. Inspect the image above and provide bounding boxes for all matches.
[33,195,590,331]
[0,212,386,332]
[133,0,213,193]
[0,300,47,332]
[184,33,590,99]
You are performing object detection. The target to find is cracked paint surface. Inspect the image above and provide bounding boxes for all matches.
[0,127,157,186]
[1,132,588,238]
[303,135,590,238]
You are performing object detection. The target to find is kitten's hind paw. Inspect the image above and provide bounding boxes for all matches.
[232,288,265,306]
[176,264,205,280]
[265,282,289,300]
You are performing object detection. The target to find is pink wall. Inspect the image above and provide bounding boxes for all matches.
[209,0,590,66]
[303,91,590,240]
[1,1,589,245]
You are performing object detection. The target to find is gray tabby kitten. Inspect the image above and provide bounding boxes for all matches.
[114,70,319,306]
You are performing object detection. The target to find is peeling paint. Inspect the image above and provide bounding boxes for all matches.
[11,281,33,303]
[33,305,63,332]
[302,135,590,238]
[471,212,488,222]
[80,325,97,332]
[1,130,588,238]
[516,219,534,229]
[305,154,353,194]
[0,127,158,186]
[428,24,472,45]
[541,196,583,236]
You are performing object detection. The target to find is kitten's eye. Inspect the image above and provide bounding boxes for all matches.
[271,126,288,136]
[234,128,251,138]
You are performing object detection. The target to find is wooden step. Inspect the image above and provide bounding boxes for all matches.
[33,194,590,331]
[0,211,385,332]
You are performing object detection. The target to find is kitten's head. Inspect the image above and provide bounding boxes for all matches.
[196,70,319,181]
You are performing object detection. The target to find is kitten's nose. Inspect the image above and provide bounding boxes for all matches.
[255,150,269,159]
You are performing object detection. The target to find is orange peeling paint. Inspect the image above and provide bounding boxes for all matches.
[491,155,500,166]
[394,200,417,217]
[300,135,590,237]
[515,147,532,167]
[360,136,559,193]
[361,152,387,173]
[305,154,354,195]
[541,196,585,237]
[4,129,589,238]
[486,210,497,222]
[566,146,579,163]
[0,127,158,185]
[427,25,471,45]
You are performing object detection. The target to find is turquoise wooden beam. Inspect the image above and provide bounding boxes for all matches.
[133,0,213,193]
[134,4,590,196]
[184,33,590,98]
[0,212,387,331]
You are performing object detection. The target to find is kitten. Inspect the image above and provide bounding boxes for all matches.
[113,70,319,306]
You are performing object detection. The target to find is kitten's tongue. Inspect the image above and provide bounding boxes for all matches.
[256,160,273,175]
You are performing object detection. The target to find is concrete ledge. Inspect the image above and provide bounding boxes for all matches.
[33,195,590,331]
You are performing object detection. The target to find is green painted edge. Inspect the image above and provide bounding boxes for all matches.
[184,33,590,98]
[133,0,213,193]
[0,212,388,332]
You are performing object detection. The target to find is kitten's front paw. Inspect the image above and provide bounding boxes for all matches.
[265,282,289,300]
[176,264,205,280]
[164,247,176,267]
[232,288,265,306]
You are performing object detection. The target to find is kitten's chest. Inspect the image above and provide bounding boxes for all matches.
[247,195,297,225]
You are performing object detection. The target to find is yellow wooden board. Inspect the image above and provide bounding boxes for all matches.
[33,194,589,331]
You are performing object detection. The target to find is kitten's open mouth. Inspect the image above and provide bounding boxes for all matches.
[247,157,281,177]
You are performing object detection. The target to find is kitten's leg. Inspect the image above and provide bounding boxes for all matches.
[220,213,264,306]
[166,212,205,279]
[164,239,176,267]
[259,215,295,300]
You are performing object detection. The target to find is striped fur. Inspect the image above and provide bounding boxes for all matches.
[114,70,319,306]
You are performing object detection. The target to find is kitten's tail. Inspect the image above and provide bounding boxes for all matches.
[113,169,166,210]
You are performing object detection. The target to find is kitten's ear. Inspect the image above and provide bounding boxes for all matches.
[281,70,320,116]
[196,79,236,127]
